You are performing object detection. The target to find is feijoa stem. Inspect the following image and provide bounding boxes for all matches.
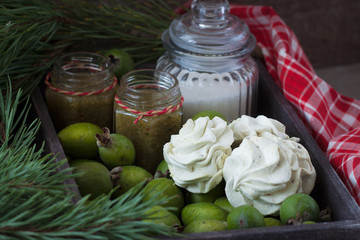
[95,127,112,147]
[110,166,123,186]
[319,207,332,222]
[154,169,170,179]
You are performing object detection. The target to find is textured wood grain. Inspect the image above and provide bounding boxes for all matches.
[31,88,81,203]
[229,0,360,68]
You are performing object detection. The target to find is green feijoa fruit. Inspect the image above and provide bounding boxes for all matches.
[227,205,265,229]
[181,202,228,226]
[303,221,316,224]
[264,217,282,227]
[142,178,184,217]
[69,159,112,200]
[185,181,225,204]
[191,110,227,122]
[214,196,235,213]
[102,48,134,79]
[143,205,181,230]
[155,159,170,177]
[184,219,227,233]
[112,165,152,198]
[96,127,135,169]
[58,122,102,159]
[280,193,320,224]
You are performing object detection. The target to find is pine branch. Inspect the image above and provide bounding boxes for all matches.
[0,2,187,238]
[0,82,180,239]
[0,0,183,101]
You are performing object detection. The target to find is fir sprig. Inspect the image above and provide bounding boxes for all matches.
[0,83,179,239]
[1,1,186,238]
[0,0,183,100]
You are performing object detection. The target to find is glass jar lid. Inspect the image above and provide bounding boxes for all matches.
[163,0,256,56]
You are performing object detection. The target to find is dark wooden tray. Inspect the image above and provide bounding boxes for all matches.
[30,60,360,239]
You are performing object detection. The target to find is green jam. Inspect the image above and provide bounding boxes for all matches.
[46,87,116,131]
[114,105,182,174]
[45,52,117,132]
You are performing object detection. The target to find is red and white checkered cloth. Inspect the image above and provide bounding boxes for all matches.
[176,3,360,205]
[229,5,360,204]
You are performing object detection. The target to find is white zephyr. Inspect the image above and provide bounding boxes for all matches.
[163,116,234,193]
[223,131,316,216]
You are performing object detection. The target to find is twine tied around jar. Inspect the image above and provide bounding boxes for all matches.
[115,95,184,124]
[44,72,118,96]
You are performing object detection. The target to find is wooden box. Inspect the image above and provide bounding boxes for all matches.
[30,60,360,239]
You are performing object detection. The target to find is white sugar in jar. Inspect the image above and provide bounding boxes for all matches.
[156,0,258,122]
[156,62,258,122]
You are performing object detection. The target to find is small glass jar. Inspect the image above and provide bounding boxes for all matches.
[114,69,183,174]
[45,52,117,131]
[156,0,258,122]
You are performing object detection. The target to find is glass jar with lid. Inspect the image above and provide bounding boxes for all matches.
[45,52,117,131]
[114,69,183,174]
[156,0,258,122]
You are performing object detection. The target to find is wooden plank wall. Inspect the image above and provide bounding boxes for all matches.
[230,0,360,69]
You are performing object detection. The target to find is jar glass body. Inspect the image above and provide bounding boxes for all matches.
[156,50,258,122]
[157,0,259,123]
[45,52,116,131]
[114,69,183,174]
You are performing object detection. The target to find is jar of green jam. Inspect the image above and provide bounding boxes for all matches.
[45,52,117,131]
[114,69,183,174]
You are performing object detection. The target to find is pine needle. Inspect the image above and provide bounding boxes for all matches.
[0,1,188,238]
[0,0,184,100]
[0,82,181,239]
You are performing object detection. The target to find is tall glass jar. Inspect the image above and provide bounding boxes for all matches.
[114,69,183,174]
[156,0,258,122]
[45,52,117,131]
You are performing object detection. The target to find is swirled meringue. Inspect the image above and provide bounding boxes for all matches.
[223,132,316,216]
[229,115,290,145]
[163,116,234,193]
